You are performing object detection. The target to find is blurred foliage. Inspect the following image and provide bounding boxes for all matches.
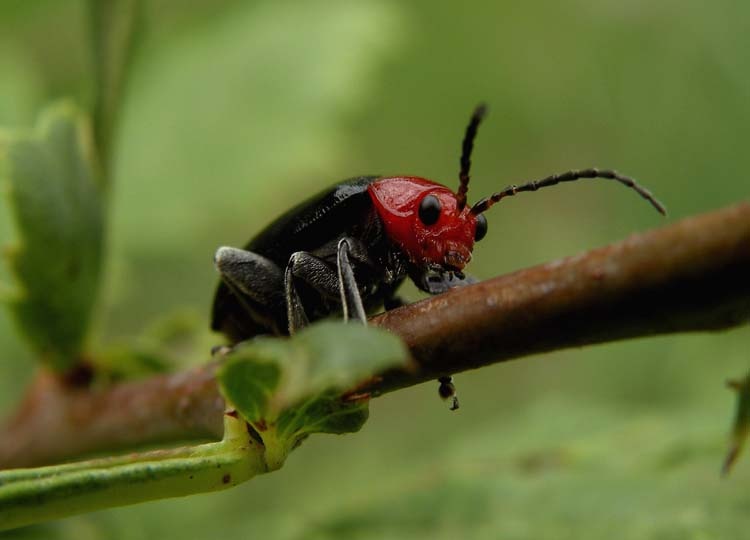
[89,0,142,175]
[0,0,748,538]
[1,103,103,370]
[0,0,139,371]
[92,309,203,382]
[723,371,750,475]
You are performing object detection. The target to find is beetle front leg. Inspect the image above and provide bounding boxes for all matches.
[284,253,321,334]
[420,271,479,295]
[337,238,367,325]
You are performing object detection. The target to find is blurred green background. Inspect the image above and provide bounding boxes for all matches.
[1,0,748,538]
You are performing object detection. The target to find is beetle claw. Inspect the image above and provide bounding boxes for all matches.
[438,376,460,411]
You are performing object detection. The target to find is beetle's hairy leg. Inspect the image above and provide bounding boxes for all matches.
[337,238,367,325]
[285,253,313,334]
[214,247,286,334]
[215,247,285,300]
[284,241,369,331]
[285,250,355,333]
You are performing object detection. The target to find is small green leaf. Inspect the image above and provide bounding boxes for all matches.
[272,321,410,413]
[277,391,370,438]
[218,322,410,470]
[220,322,409,422]
[219,344,284,423]
[1,102,104,370]
[723,370,750,475]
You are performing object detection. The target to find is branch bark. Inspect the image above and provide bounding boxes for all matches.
[2,202,749,469]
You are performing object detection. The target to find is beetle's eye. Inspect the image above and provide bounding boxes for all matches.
[418,194,441,225]
[474,214,488,242]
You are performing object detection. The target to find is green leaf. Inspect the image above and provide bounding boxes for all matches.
[273,322,410,412]
[218,322,410,469]
[723,370,750,475]
[1,102,104,370]
[277,391,369,438]
[89,0,142,177]
[220,322,409,423]
[220,346,283,422]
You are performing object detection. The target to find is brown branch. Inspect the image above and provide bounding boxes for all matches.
[2,202,749,469]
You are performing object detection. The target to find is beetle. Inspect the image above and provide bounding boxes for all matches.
[212,104,665,410]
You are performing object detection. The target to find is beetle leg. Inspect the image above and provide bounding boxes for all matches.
[214,247,286,333]
[284,239,368,334]
[286,250,347,333]
[285,253,317,334]
[420,271,479,295]
[337,238,367,325]
[215,247,285,302]
[438,376,460,411]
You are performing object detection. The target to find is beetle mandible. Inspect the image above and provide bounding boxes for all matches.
[212,104,666,410]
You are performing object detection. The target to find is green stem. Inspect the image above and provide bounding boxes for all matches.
[0,413,264,531]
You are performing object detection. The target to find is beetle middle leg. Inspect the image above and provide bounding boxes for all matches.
[285,237,368,334]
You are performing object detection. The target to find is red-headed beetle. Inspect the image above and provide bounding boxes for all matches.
[212,105,665,409]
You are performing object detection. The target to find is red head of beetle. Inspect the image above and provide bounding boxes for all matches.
[368,177,486,271]
[365,105,491,276]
